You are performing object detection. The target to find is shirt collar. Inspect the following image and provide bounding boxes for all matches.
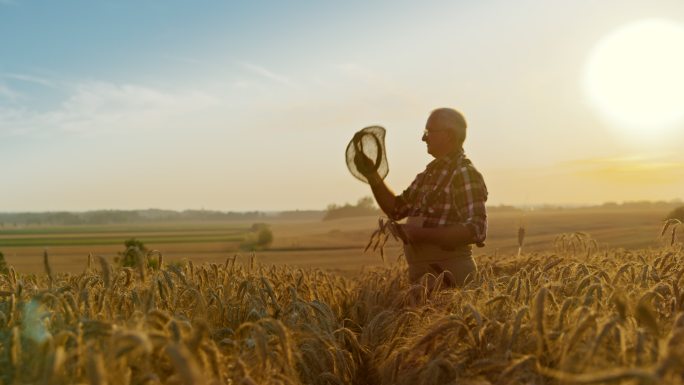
[427,148,464,169]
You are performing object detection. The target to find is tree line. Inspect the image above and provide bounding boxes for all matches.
[0,209,269,227]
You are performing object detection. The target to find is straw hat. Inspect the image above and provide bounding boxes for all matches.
[345,126,389,184]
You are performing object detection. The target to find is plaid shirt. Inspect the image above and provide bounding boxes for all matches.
[392,150,488,246]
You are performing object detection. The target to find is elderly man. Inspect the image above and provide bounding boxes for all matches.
[355,108,487,287]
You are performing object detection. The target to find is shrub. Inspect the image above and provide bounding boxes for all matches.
[117,238,148,268]
[257,227,274,246]
[240,224,274,251]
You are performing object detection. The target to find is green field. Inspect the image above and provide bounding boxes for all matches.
[0,234,246,247]
[0,224,248,235]
[0,222,251,247]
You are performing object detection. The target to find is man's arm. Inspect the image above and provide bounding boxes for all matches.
[366,173,398,218]
[355,153,404,218]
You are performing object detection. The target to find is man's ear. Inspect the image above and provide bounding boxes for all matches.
[447,131,458,144]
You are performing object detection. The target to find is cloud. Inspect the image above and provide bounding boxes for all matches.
[0,83,21,101]
[2,73,55,87]
[334,62,421,108]
[240,62,297,87]
[0,61,425,142]
[0,81,221,137]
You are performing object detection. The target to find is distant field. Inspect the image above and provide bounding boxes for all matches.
[0,234,245,247]
[0,223,249,235]
[0,207,674,274]
[0,223,248,243]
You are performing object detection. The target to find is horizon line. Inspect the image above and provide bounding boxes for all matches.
[0,198,681,214]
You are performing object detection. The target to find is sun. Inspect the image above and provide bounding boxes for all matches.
[583,19,684,141]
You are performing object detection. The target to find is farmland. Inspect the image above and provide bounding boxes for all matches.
[0,206,674,274]
[0,205,682,384]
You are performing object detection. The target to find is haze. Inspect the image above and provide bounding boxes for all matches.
[1,0,683,212]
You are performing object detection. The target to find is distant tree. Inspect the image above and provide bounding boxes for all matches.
[251,223,270,232]
[277,210,325,220]
[323,196,380,220]
[356,196,375,210]
[667,206,684,222]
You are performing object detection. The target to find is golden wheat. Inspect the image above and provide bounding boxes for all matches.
[0,233,683,384]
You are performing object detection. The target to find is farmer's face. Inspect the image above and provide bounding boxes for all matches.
[422,114,456,158]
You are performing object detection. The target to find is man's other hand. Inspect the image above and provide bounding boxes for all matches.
[392,223,423,245]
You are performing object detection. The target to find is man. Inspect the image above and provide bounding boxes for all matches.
[355,108,487,287]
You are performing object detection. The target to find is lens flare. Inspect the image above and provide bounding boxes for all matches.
[584,19,684,141]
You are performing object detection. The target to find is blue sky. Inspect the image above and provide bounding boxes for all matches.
[1,0,684,211]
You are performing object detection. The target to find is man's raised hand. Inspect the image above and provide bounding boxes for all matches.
[354,153,376,178]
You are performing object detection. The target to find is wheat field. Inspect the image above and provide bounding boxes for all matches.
[1,231,683,385]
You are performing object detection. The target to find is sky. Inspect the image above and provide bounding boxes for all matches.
[1,0,683,212]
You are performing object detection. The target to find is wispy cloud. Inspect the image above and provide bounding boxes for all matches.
[561,155,684,184]
[2,73,55,87]
[240,62,297,87]
[0,84,22,101]
[334,62,421,108]
[0,81,221,137]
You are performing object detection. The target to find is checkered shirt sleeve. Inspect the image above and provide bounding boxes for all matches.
[452,164,488,245]
[391,173,422,221]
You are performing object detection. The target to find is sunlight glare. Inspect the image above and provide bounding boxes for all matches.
[584,19,684,140]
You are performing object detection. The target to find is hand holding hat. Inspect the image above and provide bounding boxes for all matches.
[353,153,375,177]
[345,126,389,185]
